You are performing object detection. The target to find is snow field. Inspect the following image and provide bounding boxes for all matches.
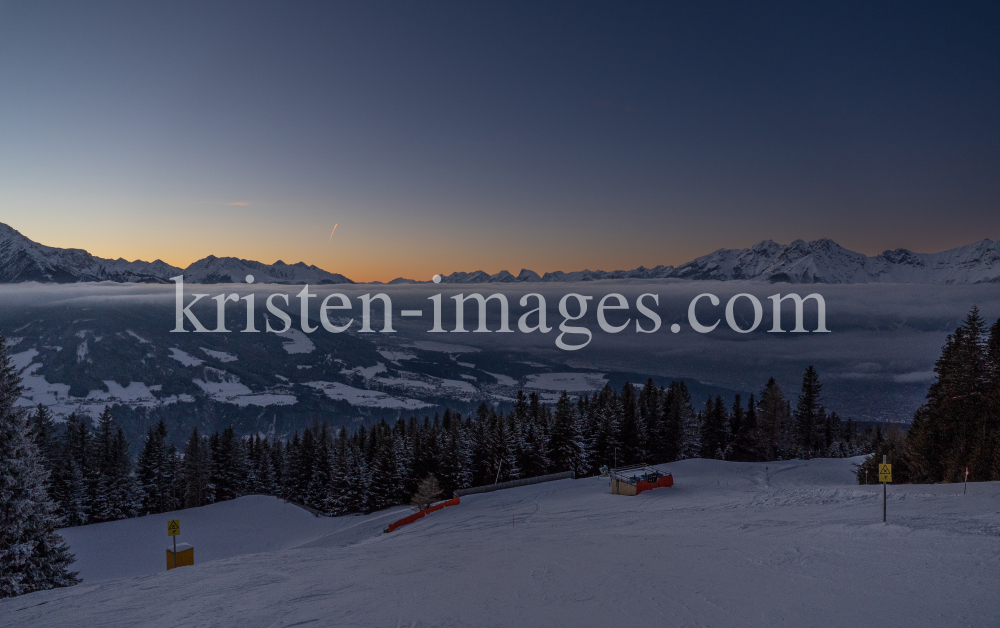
[4,457,999,627]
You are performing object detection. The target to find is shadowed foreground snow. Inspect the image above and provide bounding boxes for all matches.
[4,457,999,627]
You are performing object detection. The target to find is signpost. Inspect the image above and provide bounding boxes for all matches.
[878,457,892,522]
[168,519,180,569]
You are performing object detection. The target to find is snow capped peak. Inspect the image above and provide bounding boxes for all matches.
[0,222,353,285]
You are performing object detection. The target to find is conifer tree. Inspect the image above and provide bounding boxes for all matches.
[137,419,180,514]
[0,335,79,598]
[548,392,584,474]
[673,382,700,460]
[29,404,58,483]
[639,379,662,461]
[618,383,645,465]
[729,393,759,462]
[307,425,333,511]
[699,396,729,460]
[758,378,792,461]
[211,426,245,502]
[795,366,824,458]
[50,413,91,526]
[368,432,400,512]
[89,407,139,522]
[182,427,214,508]
[326,431,352,515]
[908,308,998,482]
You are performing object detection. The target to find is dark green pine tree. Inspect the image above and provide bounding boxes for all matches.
[639,380,664,463]
[89,407,139,522]
[469,405,494,486]
[326,430,357,516]
[137,420,175,515]
[341,441,369,514]
[659,381,687,462]
[987,318,1000,480]
[699,396,729,460]
[758,378,792,461]
[794,366,824,458]
[29,405,58,488]
[210,426,246,503]
[729,393,760,462]
[589,390,621,469]
[0,335,79,598]
[547,392,583,474]
[367,431,401,512]
[617,383,645,465]
[907,308,992,482]
[50,413,91,526]
[269,439,285,498]
[282,431,304,504]
[182,427,214,508]
[439,419,470,497]
[517,393,549,478]
[307,425,333,512]
[495,414,520,482]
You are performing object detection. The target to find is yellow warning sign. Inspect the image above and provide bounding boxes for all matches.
[878,464,892,483]
[167,520,180,536]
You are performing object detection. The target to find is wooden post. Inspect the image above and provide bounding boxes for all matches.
[964,467,969,495]
[882,454,887,523]
[173,536,177,569]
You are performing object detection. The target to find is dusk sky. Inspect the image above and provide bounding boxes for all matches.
[1,2,997,282]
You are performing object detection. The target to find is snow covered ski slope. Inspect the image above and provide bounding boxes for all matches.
[4,457,999,627]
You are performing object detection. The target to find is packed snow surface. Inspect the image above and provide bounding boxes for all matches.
[5,458,999,628]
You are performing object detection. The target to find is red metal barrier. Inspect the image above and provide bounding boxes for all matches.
[384,497,460,533]
[635,475,674,495]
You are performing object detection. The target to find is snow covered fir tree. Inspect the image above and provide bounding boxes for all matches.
[0,336,78,598]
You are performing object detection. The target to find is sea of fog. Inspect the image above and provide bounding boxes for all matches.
[1,280,998,422]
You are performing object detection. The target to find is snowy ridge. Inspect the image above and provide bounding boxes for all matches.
[4,220,999,285]
[182,256,352,285]
[0,222,351,285]
[436,238,1000,284]
[0,223,183,283]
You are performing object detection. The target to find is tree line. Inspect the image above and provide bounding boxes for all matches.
[28,366,873,522]
[856,307,1000,484]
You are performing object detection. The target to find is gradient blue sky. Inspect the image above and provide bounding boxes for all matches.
[1,1,997,281]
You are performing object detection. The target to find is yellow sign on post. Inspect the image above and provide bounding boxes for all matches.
[878,464,892,483]
[167,520,180,536]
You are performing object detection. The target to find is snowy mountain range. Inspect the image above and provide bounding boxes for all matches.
[0,223,352,284]
[3,221,999,284]
[436,238,1000,285]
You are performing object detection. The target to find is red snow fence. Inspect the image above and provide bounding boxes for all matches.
[384,497,460,533]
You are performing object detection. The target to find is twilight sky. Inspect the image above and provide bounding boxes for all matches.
[0,1,997,282]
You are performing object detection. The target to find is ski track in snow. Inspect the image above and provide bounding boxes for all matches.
[4,458,1000,628]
